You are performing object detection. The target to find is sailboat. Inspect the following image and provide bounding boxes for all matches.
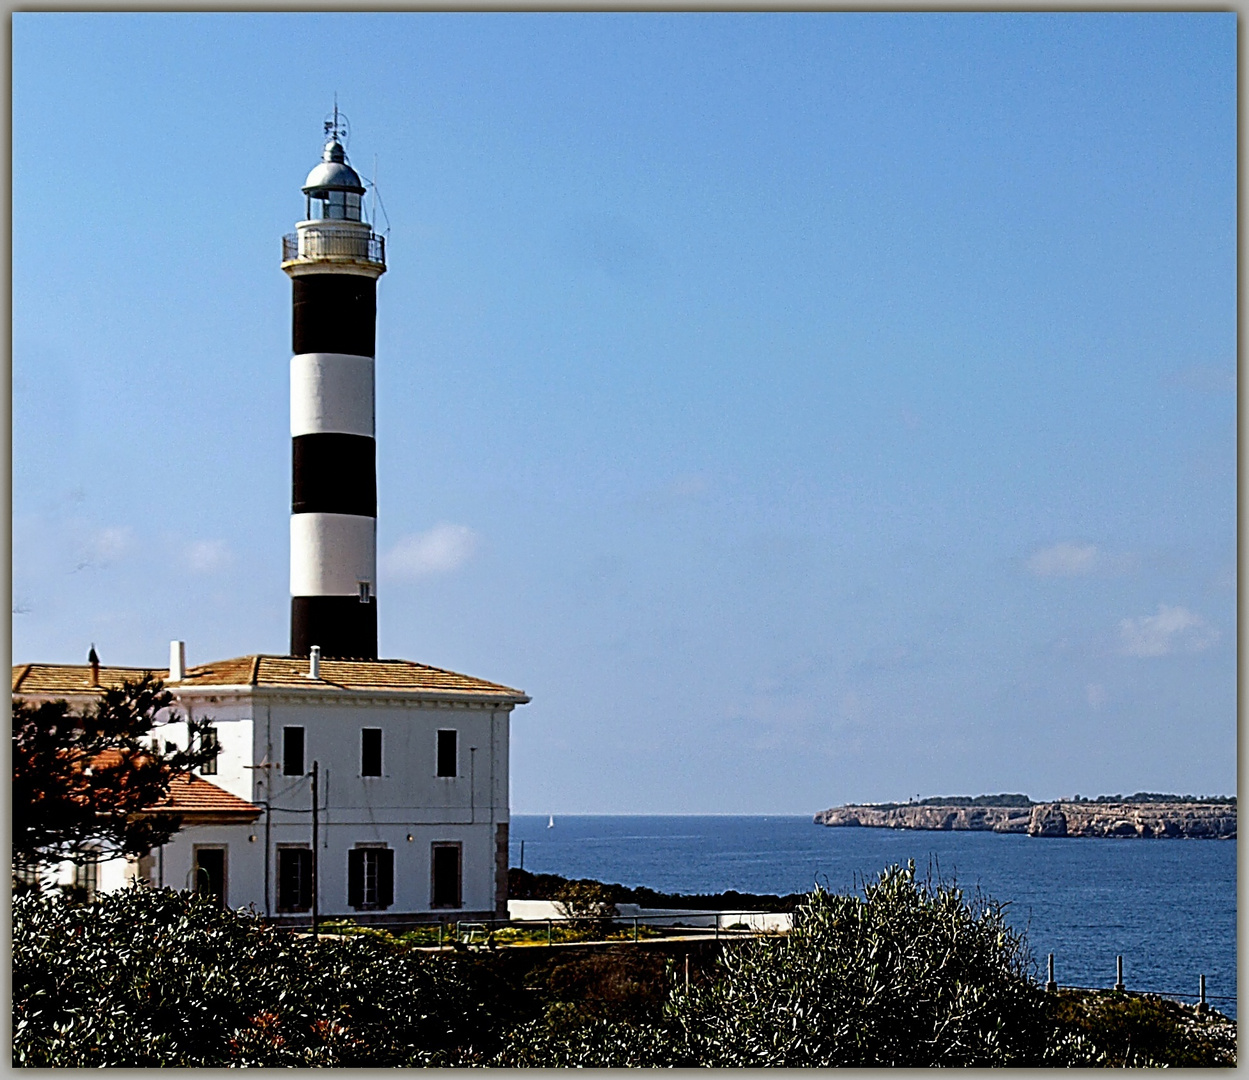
[547,815,555,829]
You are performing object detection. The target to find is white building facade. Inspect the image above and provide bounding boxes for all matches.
[13,652,528,925]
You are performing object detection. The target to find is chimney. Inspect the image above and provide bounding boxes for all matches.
[169,640,186,682]
[87,644,100,687]
[308,644,321,680]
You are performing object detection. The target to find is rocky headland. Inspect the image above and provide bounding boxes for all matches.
[815,797,1236,839]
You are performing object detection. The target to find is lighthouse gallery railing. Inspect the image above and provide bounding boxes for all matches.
[283,229,385,266]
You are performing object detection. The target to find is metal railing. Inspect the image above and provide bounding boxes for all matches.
[282,229,385,267]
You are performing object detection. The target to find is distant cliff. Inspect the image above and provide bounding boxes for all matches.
[814,800,1236,839]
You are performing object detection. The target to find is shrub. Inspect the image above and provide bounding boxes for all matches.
[12,885,509,1067]
[668,862,1053,1066]
[497,863,1061,1067]
[1048,990,1237,1067]
[552,879,618,940]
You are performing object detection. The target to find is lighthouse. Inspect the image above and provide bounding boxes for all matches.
[281,112,387,659]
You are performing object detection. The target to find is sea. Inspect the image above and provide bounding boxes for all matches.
[510,815,1237,1019]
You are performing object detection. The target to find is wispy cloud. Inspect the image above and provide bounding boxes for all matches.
[186,539,233,574]
[382,523,479,580]
[1118,605,1219,658]
[73,526,132,572]
[1027,541,1098,577]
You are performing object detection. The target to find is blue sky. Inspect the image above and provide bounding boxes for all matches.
[12,13,1235,812]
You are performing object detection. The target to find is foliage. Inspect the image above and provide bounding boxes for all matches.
[15,871,1236,1069]
[510,866,803,913]
[553,879,618,940]
[12,675,218,873]
[1047,990,1237,1067]
[869,794,1033,810]
[497,863,1060,1066]
[12,885,514,1067]
[668,862,1054,1066]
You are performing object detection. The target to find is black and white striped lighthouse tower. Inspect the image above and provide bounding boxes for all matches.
[282,110,386,659]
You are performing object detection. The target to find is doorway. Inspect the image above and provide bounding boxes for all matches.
[193,847,226,908]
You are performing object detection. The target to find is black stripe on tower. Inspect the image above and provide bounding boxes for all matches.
[290,272,379,660]
[292,275,376,357]
[292,434,376,515]
[292,597,377,660]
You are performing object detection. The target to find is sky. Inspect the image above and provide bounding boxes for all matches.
[12,13,1236,813]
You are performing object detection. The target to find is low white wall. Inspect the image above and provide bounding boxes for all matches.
[506,900,792,932]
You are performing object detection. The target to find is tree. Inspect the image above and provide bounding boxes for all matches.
[12,674,218,876]
[553,879,618,940]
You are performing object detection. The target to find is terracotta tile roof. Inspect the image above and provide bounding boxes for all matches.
[84,752,259,818]
[179,654,527,699]
[150,773,262,818]
[12,664,166,696]
[14,655,528,702]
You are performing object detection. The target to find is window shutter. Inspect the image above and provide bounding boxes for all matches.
[347,849,364,908]
[379,849,394,909]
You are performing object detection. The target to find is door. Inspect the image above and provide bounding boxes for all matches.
[193,848,226,908]
[431,842,462,909]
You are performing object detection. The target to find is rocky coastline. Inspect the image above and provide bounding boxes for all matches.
[814,801,1236,839]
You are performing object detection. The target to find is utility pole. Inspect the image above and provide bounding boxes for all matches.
[311,760,319,941]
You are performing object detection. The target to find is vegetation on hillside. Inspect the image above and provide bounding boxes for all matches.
[509,867,805,912]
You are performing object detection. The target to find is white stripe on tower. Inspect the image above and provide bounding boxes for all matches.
[291,353,375,438]
[281,114,386,659]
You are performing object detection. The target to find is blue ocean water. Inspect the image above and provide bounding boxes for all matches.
[510,815,1237,1018]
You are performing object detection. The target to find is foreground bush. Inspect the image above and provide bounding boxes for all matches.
[675,862,1052,1066]
[15,869,1234,1068]
[13,886,510,1067]
[1048,990,1237,1068]
[498,863,1067,1067]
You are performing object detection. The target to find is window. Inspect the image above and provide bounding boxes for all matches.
[283,727,305,776]
[361,728,382,777]
[431,843,462,909]
[277,847,312,912]
[200,726,219,775]
[358,580,372,603]
[436,730,457,778]
[347,848,394,910]
[72,859,99,900]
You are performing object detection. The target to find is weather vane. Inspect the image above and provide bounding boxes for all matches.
[324,94,350,147]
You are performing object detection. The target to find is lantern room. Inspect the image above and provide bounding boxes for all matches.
[301,137,366,222]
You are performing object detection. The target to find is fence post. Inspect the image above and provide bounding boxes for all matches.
[547,919,552,947]
[633,915,638,943]
[1114,955,1125,992]
[438,922,443,950]
[1198,974,1208,1014]
[1046,953,1057,993]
